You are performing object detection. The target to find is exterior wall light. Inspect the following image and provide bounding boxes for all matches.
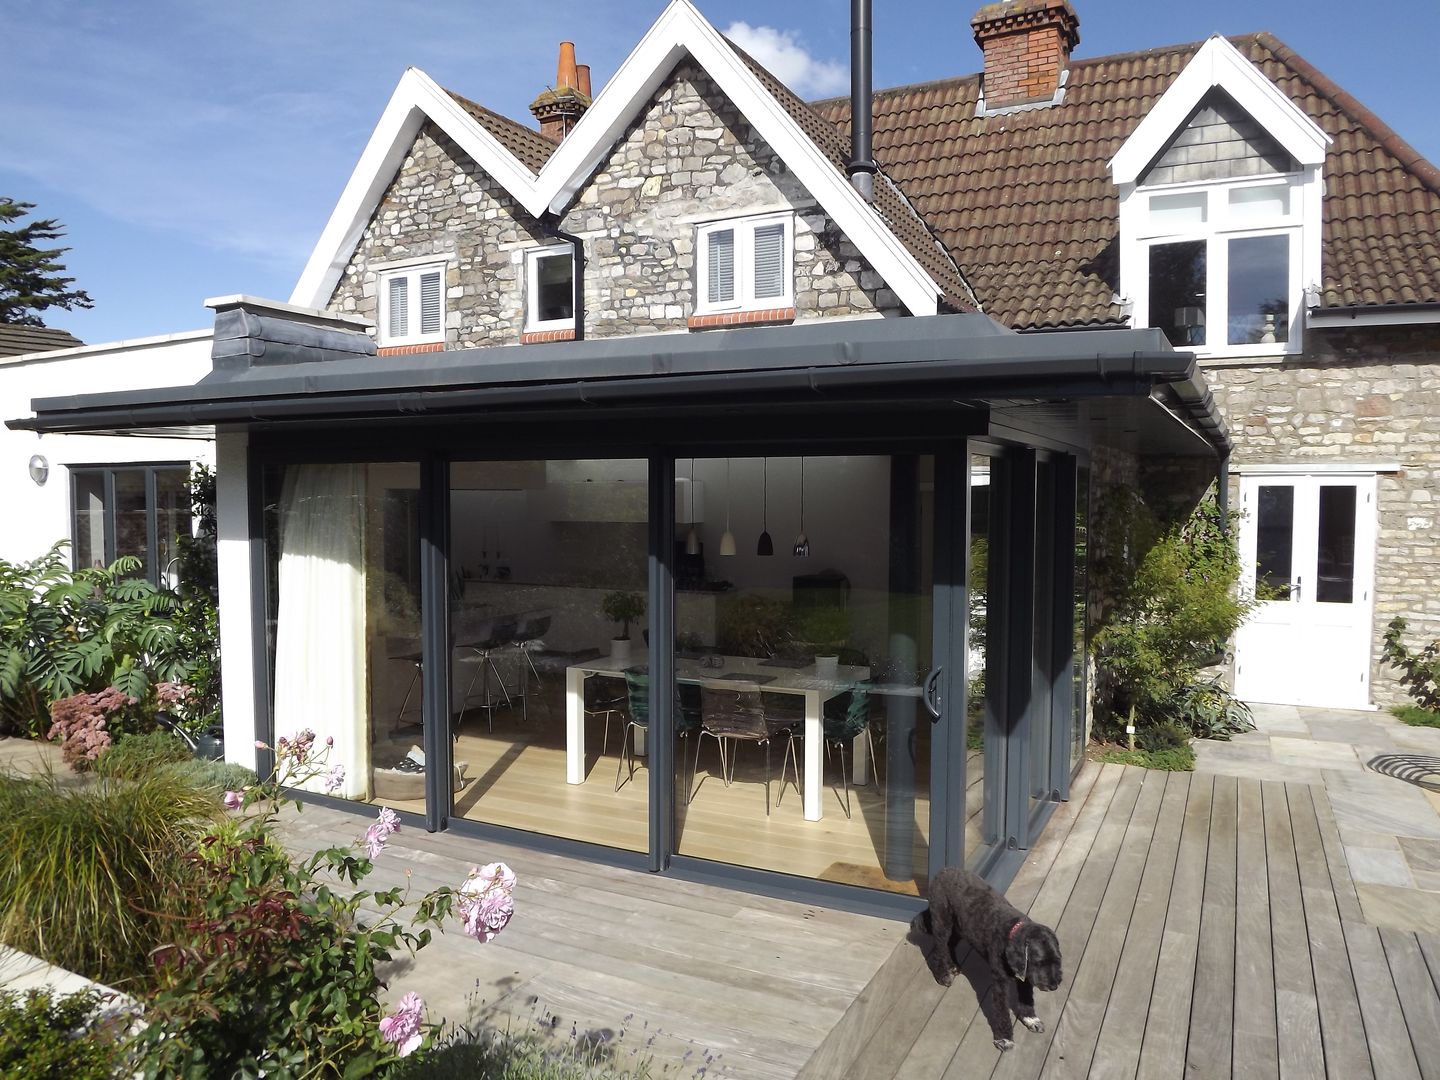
[28,454,49,486]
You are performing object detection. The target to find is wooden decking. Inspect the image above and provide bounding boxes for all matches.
[800,763,1440,1080]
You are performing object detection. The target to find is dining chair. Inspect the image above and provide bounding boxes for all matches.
[617,670,704,796]
[699,685,793,816]
[780,683,876,819]
[583,674,627,758]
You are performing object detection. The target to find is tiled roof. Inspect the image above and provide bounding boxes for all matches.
[0,324,84,358]
[813,33,1440,328]
[730,43,977,313]
[446,88,558,174]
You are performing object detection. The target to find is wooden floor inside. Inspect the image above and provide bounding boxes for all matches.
[372,688,988,895]
[800,764,1440,1079]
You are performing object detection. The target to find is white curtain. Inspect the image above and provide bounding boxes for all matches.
[273,464,370,798]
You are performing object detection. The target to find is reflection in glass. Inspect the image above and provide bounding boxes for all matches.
[72,473,106,570]
[968,453,999,868]
[1030,461,1054,811]
[535,253,574,323]
[114,470,148,574]
[1228,235,1289,345]
[1149,240,1207,347]
[674,456,932,896]
[1256,485,1295,598]
[154,469,191,589]
[1316,485,1357,604]
[1070,467,1090,774]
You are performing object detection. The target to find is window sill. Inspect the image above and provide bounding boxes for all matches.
[521,328,578,344]
[377,342,446,356]
[688,307,796,330]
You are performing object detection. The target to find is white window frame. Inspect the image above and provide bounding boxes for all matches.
[377,262,446,347]
[1121,172,1317,357]
[693,212,794,316]
[523,245,577,333]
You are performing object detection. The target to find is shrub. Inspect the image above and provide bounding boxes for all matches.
[1162,677,1255,742]
[47,688,141,771]
[159,757,258,792]
[0,770,220,987]
[170,464,222,734]
[0,544,194,737]
[1382,616,1440,713]
[1391,704,1440,729]
[1096,745,1196,771]
[0,988,125,1080]
[1091,490,1257,740]
[96,729,195,780]
[1137,721,1190,753]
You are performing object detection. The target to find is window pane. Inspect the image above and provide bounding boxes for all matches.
[1256,484,1294,598]
[387,276,408,338]
[1149,192,1207,230]
[72,472,107,570]
[536,254,574,323]
[753,223,786,299]
[1071,466,1090,775]
[155,469,192,589]
[1316,486,1357,604]
[1230,185,1289,221]
[114,470,149,576]
[419,271,443,335]
[1148,240,1207,347]
[1228,235,1289,345]
[707,228,735,304]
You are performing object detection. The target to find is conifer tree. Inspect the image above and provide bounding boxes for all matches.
[0,198,93,325]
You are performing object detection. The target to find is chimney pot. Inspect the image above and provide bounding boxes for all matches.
[557,41,578,90]
[531,41,592,142]
[971,0,1078,111]
[576,64,592,98]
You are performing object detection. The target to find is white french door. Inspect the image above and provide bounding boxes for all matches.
[1233,473,1377,708]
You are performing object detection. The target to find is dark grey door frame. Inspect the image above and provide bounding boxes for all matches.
[420,454,453,833]
[647,453,677,873]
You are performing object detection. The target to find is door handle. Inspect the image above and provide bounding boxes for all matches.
[1293,575,1302,600]
[922,666,943,722]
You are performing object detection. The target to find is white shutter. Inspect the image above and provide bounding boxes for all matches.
[388,276,409,338]
[707,228,735,304]
[753,222,786,300]
[420,270,443,335]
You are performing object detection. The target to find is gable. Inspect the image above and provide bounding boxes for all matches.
[1140,89,1298,187]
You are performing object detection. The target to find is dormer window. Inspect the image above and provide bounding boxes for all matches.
[1139,178,1300,352]
[694,214,793,316]
[524,246,576,334]
[378,263,445,347]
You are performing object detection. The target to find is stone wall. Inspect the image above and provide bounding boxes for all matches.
[1204,322,1440,706]
[329,64,902,346]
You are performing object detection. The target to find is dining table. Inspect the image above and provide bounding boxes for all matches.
[565,648,872,821]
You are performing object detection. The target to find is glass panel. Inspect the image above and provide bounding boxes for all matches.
[419,270,443,335]
[1316,485,1357,604]
[967,452,999,868]
[1229,185,1289,222]
[1256,484,1295,598]
[114,469,149,577]
[752,222,786,299]
[1227,234,1289,345]
[387,276,409,338]
[535,254,574,324]
[1149,240,1207,347]
[1030,461,1054,812]
[449,458,649,851]
[154,469,192,589]
[72,472,107,570]
[1149,192,1207,230]
[265,463,422,809]
[1070,466,1091,775]
[706,228,735,305]
[674,456,933,897]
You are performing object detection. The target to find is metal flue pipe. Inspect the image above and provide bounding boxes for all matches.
[848,0,876,201]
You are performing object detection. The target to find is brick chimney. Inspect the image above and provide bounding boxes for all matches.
[529,42,592,141]
[971,0,1079,111]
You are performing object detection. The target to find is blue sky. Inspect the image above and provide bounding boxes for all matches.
[4,0,1436,345]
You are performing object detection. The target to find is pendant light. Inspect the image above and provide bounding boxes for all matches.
[756,458,774,556]
[720,458,736,556]
[685,458,700,555]
[792,456,810,557]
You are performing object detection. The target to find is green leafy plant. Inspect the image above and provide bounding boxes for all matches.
[159,757,258,792]
[796,605,850,653]
[1391,704,1440,728]
[1137,720,1189,753]
[0,543,194,737]
[48,688,143,771]
[170,465,222,733]
[601,591,645,641]
[1096,744,1196,772]
[0,987,125,1080]
[96,728,196,780]
[0,769,220,986]
[717,594,794,658]
[1090,490,1257,741]
[1162,677,1254,741]
[1383,616,1440,713]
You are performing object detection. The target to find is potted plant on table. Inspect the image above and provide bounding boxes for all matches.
[602,591,645,664]
[798,605,850,677]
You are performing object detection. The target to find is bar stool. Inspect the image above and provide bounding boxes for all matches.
[510,613,552,723]
[458,615,518,731]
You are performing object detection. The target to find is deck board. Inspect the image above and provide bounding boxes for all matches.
[1186,774,1239,1080]
[1382,927,1440,1080]
[1231,778,1280,1080]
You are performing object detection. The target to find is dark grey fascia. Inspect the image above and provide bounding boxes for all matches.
[8,313,1230,455]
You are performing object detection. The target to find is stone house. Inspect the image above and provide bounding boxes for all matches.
[10,0,1436,908]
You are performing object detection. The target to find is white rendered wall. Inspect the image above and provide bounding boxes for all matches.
[214,430,258,772]
[0,332,215,564]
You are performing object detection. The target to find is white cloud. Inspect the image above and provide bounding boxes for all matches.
[722,22,848,98]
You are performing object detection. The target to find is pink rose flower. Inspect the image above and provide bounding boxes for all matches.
[223,790,244,811]
[322,765,346,794]
[378,991,425,1058]
[364,806,401,859]
[457,861,516,943]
